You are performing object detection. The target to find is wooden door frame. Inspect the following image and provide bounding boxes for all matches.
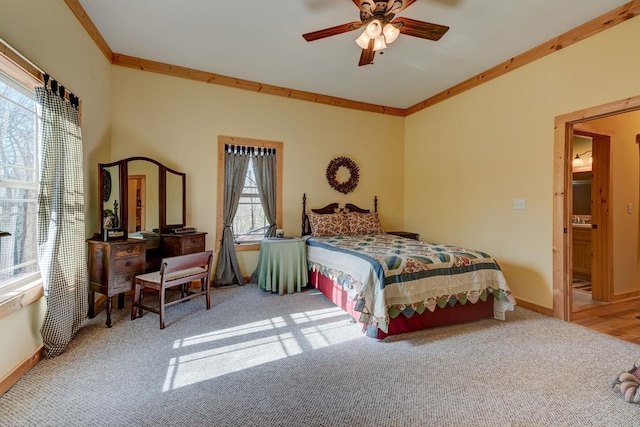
[572,128,611,304]
[128,175,146,233]
[553,95,640,321]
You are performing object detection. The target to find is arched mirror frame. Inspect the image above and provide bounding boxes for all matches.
[98,156,186,238]
[163,164,186,231]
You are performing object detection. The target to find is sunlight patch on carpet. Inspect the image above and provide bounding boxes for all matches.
[162,308,361,391]
[172,317,289,349]
[289,306,349,324]
[163,332,303,391]
[300,319,364,349]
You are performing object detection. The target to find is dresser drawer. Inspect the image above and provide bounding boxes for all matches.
[113,243,144,258]
[113,256,145,272]
[161,232,206,257]
[184,234,204,250]
[112,271,138,293]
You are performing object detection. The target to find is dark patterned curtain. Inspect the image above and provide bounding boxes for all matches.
[36,78,87,358]
[215,145,250,286]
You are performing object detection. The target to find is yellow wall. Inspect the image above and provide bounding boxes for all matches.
[581,111,640,295]
[405,16,640,309]
[0,0,112,379]
[3,0,640,384]
[110,67,405,276]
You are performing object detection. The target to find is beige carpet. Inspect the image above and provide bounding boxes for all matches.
[1,284,639,426]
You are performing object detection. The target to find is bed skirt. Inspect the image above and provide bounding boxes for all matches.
[309,269,495,339]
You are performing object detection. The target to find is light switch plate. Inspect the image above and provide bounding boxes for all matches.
[513,199,526,210]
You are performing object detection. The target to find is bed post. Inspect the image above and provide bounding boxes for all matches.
[302,193,307,236]
[374,196,378,213]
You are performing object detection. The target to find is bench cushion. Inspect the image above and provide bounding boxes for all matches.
[135,267,206,284]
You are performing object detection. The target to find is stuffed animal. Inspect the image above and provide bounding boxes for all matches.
[611,362,640,403]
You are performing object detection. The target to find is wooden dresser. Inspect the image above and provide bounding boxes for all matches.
[87,239,146,327]
[87,232,207,327]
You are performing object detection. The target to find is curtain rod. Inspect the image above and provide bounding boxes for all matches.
[224,144,276,156]
[0,36,80,107]
[0,36,45,76]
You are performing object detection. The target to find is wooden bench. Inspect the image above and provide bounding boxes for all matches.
[131,250,214,329]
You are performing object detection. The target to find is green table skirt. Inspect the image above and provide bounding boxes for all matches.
[257,237,308,295]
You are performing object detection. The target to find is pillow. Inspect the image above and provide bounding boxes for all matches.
[346,212,384,235]
[308,212,349,236]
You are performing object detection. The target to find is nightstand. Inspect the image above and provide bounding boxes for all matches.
[256,237,308,295]
[387,231,420,240]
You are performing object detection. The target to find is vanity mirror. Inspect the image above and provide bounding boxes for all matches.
[165,167,186,229]
[98,156,186,238]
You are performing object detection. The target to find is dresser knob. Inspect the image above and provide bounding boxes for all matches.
[126,247,133,253]
[125,275,131,281]
[125,261,131,267]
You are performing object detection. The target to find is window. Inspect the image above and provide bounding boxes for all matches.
[217,136,282,252]
[233,161,268,243]
[0,70,40,292]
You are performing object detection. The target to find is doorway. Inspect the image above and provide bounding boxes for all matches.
[553,95,640,321]
[570,129,611,313]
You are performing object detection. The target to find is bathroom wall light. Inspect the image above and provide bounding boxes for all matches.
[572,150,592,167]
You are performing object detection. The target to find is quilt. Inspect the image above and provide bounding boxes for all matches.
[306,234,515,337]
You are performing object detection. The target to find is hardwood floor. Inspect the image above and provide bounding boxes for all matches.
[572,297,640,345]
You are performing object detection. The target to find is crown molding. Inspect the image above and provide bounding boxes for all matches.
[64,0,113,61]
[64,0,640,117]
[405,1,640,115]
[111,53,405,116]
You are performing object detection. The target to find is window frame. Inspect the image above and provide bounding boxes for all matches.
[216,136,283,252]
[0,40,45,318]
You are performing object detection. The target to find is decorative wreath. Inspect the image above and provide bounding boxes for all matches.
[326,156,359,194]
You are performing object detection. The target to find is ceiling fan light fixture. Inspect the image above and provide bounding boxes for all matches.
[361,0,375,12]
[383,23,400,44]
[365,19,383,39]
[388,1,403,14]
[355,31,371,49]
[373,34,387,51]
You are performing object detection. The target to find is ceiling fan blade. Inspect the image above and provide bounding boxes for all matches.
[303,21,363,42]
[358,39,375,66]
[394,16,449,41]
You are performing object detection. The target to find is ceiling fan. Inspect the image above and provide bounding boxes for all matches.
[302,0,449,66]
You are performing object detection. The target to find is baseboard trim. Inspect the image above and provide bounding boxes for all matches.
[515,298,553,317]
[0,345,44,397]
[612,291,640,303]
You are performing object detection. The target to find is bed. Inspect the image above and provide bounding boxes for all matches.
[301,194,515,339]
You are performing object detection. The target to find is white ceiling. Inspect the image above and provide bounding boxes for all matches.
[77,0,631,109]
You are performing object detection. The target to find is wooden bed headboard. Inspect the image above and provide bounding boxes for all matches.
[301,193,378,236]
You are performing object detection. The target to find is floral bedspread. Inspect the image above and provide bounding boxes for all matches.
[306,234,515,337]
